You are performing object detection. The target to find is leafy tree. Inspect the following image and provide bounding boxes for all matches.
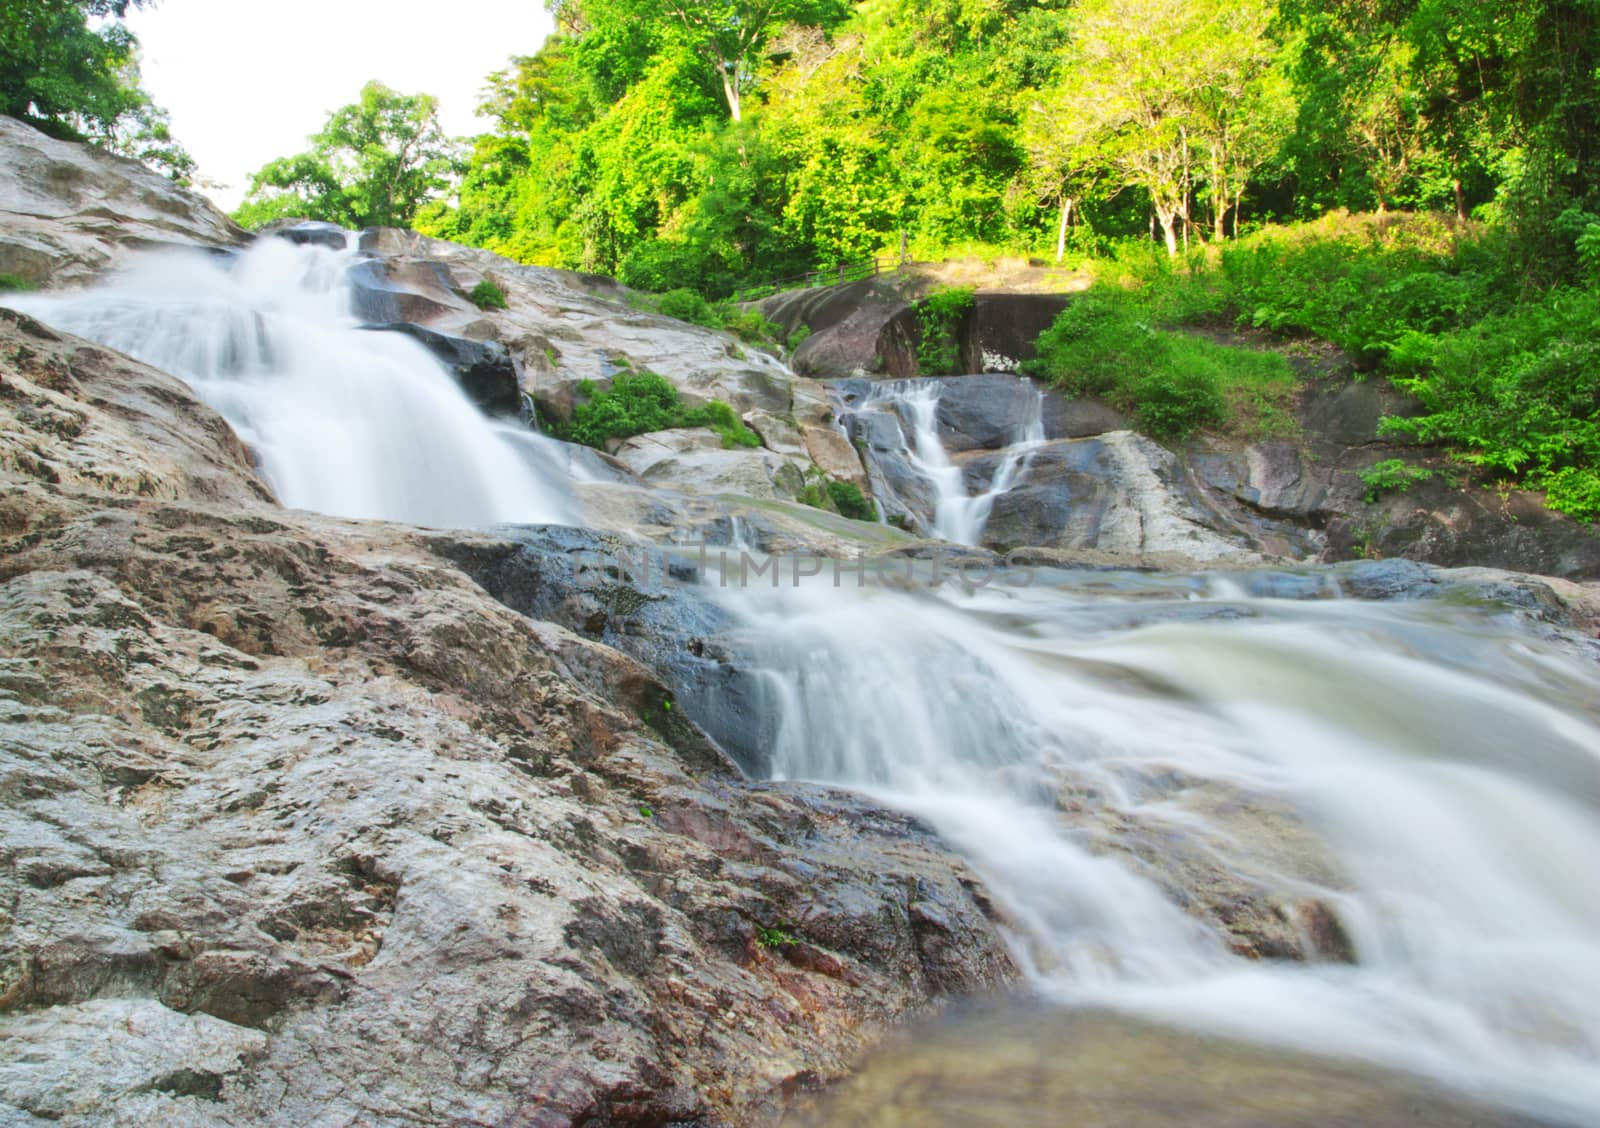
[1046,0,1290,255]
[577,0,850,121]
[235,81,461,230]
[2,0,192,178]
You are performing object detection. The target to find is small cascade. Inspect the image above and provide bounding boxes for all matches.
[7,236,572,530]
[842,377,1046,546]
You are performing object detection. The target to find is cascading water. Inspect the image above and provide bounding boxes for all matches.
[5,237,572,529]
[846,379,1044,545]
[720,563,1600,1125]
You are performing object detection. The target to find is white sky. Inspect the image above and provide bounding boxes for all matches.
[125,1,556,210]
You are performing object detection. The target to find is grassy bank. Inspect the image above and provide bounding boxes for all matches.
[1025,212,1600,520]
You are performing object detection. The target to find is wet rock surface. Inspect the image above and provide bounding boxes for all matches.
[788,1003,1559,1127]
[0,309,1017,1125]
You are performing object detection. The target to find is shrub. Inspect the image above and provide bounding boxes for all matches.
[1023,290,1289,441]
[719,305,784,349]
[656,287,719,328]
[1360,458,1435,502]
[825,479,876,521]
[469,278,508,310]
[787,324,812,351]
[0,273,37,292]
[563,371,759,450]
[916,285,975,375]
[566,372,685,447]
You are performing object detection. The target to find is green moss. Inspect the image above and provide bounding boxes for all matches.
[0,273,37,292]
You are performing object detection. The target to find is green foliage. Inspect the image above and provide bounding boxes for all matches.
[1379,286,1600,520]
[0,273,37,292]
[1577,224,1600,284]
[564,371,759,450]
[794,466,875,521]
[719,306,784,349]
[826,479,876,521]
[1024,289,1293,441]
[656,287,718,327]
[916,285,975,376]
[1,1,192,179]
[469,279,508,311]
[1361,458,1435,502]
[234,82,461,231]
[755,924,798,949]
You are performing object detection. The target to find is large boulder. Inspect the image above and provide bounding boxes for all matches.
[972,432,1265,564]
[611,429,811,502]
[0,117,248,288]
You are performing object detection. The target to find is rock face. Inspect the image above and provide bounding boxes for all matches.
[973,433,1270,564]
[0,117,248,288]
[0,312,1017,1123]
[760,280,1068,379]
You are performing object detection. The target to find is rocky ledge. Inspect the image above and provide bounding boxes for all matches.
[0,309,1016,1125]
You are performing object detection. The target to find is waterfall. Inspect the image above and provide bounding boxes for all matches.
[6,236,572,530]
[724,568,1600,1125]
[846,378,1045,546]
[12,228,1600,1124]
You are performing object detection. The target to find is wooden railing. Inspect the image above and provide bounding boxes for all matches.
[734,254,911,303]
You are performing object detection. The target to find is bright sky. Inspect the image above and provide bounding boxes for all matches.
[125,1,556,211]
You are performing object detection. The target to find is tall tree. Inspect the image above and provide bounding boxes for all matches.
[575,0,848,121]
[1048,0,1291,254]
[2,0,191,177]
[235,82,461,230]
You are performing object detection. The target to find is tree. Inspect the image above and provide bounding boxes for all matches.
[575,0,849,121]
[1049,0,1292,254]
[2,0,192,178]
[234,82,461,230]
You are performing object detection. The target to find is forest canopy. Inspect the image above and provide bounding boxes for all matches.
[338,0,1600,294]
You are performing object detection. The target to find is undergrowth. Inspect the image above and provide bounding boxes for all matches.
[562,371,760,450]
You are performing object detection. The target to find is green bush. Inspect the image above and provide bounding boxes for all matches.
[787,324,812,351]
[916,285,975,375]
[0,273,36,292]
[619,239,736,297]
[563,370,759,450]
[719,305,784,349]
[656,287,719,328]
[826,479,876,521]
[469,278,508,310]
[1360,458,1435,502]
[1023,290,1290,441]
[1379,286,1600,520]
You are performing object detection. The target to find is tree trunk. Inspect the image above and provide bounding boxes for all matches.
[1158,210,1179,256]
[1453,177,1467,222]
[722,72,742,122]
[1056,196,1074,262]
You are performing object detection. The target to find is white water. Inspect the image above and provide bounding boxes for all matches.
[5,238,572,529]
[854,379,1045,545]
[726,570,1600,1125]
